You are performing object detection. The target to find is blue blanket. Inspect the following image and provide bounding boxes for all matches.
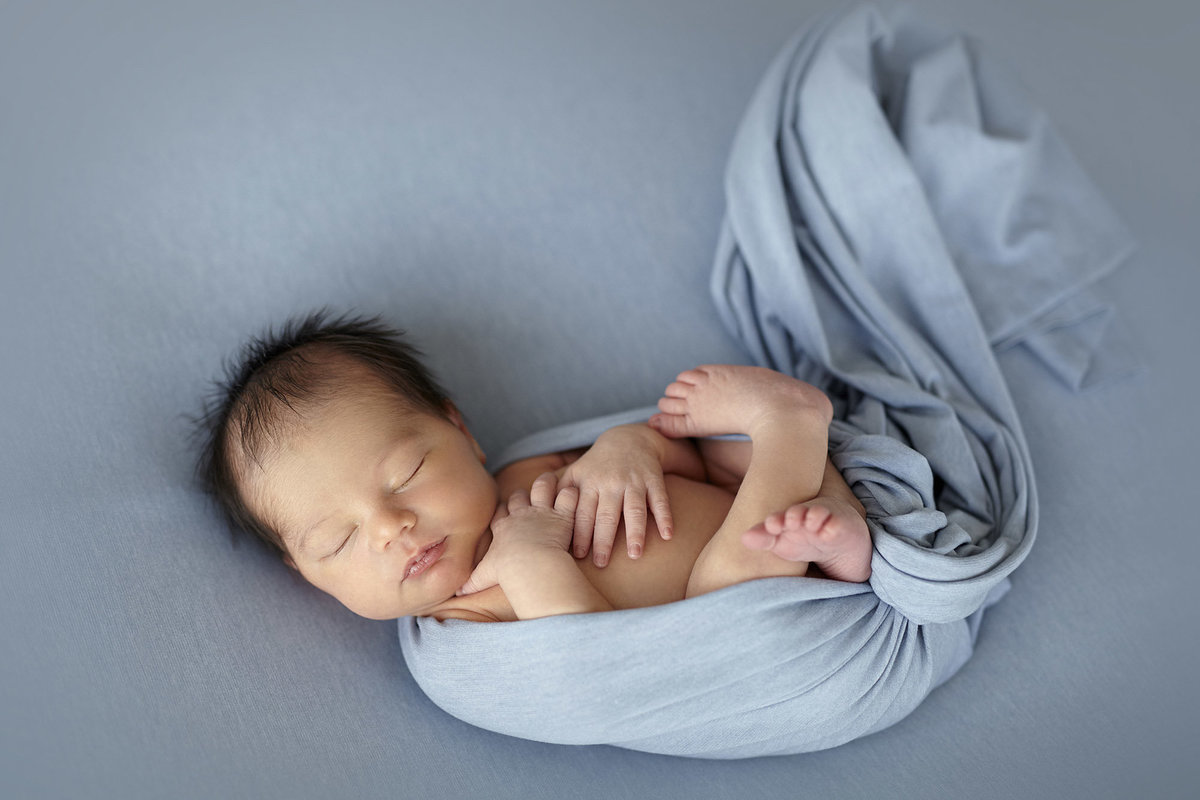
[399,4,1132,757]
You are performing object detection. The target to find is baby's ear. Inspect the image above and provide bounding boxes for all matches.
[443,401,470,434]
[444,402,486,464]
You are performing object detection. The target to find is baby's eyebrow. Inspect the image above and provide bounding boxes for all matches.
[296,514,334,555]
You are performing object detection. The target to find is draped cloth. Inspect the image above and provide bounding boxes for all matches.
[399,4,1133,757]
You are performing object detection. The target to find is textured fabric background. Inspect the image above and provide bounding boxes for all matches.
[1,1,1196,797]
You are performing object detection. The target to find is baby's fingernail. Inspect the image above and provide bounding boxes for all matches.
[629,544,642,559]
[575,548,586,559]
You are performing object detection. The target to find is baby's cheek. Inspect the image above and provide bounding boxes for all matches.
[304,569,382,620]
[345,582,408,621]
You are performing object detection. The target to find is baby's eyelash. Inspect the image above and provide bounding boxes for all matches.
[332,526,356,557]
[394,457,426,491]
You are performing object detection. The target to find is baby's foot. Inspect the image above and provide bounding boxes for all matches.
[742,497,872,583]
[648,364,832,440]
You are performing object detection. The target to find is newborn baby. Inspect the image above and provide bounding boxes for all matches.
[195,311,872,622]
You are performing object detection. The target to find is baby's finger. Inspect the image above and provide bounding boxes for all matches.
[456,556,498,597]
[623,487,648,559]
[556,466,578,489]
[554,485,579,517]
[529,471,557,507]
[647,477,673,540]
[507,488,531,512]
[592,494,621,568]
[572,489,599,560]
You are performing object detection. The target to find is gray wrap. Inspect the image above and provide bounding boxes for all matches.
[399,4,1132,757]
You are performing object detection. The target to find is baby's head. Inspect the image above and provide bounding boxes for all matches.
[195,310,498,619]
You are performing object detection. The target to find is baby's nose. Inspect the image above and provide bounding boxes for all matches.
[366,508,418,552]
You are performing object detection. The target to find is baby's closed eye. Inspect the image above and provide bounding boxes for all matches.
[326,526,356,558]
[391,456,426,492]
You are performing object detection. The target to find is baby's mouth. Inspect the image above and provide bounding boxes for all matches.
[403,538,447,581]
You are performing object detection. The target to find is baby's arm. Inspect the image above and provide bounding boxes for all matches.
[457,473,613,619]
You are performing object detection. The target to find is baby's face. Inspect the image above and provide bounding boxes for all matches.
[247,384,498,619]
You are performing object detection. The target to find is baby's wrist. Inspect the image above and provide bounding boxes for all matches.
[495,542,576,583]
[495,537,568,566]
[602,422,665,457]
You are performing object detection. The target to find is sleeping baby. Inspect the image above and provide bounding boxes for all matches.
[195,311,872,622]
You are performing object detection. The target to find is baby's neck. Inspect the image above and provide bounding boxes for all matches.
[471,528,494,571]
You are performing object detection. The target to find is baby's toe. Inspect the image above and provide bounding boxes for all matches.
[664,381,692,398]
[783,505,805,530]
[804,505,832,531]
[675,368,708,386]
[741,526,775,551]
[656,396,689,415]
[648,412,691,438]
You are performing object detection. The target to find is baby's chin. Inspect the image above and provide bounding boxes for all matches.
[417,561,473,613]
[337,578,458,621]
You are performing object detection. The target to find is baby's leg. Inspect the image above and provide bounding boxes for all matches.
[743,488,872,583]
[649,365,834,598]
[695,437,751,493]
[700,438,871,581]
[698,438,866,517]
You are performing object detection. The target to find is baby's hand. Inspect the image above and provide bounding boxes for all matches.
[557,424,673,568]
[457,473,579,596]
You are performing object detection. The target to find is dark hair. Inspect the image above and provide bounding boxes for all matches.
[191,309,452,558]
